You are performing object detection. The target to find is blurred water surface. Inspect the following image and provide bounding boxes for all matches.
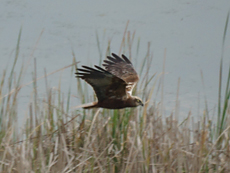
[0,0,230,124]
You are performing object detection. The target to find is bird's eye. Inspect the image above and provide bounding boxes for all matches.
[136,99,140,103]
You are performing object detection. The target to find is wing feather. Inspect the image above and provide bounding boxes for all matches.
[102,53,139,96]
[76,65,127,102]
[121,54,132,64]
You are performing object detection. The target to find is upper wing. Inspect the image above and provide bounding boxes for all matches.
[102,53,139,96]
[76,65,127,102]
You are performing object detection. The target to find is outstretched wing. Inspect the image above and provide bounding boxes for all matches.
[75,65,127,102]
[103,53,139,96]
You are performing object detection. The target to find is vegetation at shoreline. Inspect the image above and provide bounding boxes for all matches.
[0,18,230,173]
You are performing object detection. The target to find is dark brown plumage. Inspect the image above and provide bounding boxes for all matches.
[75,53,143,109]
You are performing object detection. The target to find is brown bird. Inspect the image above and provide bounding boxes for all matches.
[75,53,143,109]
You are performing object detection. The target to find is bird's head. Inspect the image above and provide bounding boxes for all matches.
[132,96,144,107]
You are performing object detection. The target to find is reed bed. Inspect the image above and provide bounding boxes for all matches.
[0,19,230,172]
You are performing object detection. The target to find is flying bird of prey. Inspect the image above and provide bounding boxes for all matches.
[75,53,143,109]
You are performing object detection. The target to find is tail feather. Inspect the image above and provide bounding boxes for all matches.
[72,102,98,109]
[83,104,98,109]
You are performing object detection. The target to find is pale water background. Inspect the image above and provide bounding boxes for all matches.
[0,0,230,125]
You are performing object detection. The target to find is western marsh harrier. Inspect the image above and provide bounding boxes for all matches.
[76,53,143,109]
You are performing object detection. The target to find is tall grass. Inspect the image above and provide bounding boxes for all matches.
[217,11,230,139]
[0,17,230,172]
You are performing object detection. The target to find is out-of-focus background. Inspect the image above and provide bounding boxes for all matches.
[0,0,230,123]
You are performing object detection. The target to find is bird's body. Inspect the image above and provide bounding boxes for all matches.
[75,53,143,109]
[86,96,142,109]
